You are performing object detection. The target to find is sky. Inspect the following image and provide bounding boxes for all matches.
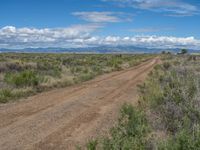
[0,0,200,50]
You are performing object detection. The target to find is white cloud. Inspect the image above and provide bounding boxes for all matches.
[102,0,199,16]
[0,26,200,50]
[84,35,200,50]
[72,11,132,23]
[0,25,101,48]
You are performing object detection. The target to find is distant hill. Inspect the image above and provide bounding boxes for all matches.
[0,46,199,54]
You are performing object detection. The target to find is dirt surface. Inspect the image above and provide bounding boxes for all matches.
[0,58,159,150]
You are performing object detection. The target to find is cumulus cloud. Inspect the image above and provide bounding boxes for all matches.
[0,25,101,48]
[102,0,199,16]
[72,11,132,23]
[0,26,200,50]
[89,36,200,50]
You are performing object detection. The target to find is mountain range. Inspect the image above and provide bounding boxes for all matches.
[0,46,199,54]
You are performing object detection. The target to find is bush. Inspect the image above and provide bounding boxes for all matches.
[180,49,188,54]
[0,89,12,103]
[77,73,95,82]
[4,70,41,87]
[86,140,98,150]
[86,104,150,150]
[159,127,200,150]
[162,62,171,70]
[37,61,62,77]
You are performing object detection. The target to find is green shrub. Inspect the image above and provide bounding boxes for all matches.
[37,61,62,77]
[162,62,171,70]
[77,73,95,82]
[86,104,150,150]
[0,89,12,103]
[104,104,149,150]
[0,88,36,103]
[86,140,98,150]
[91,65,103,75]
[4,70,41,87]
[159,127,200,150]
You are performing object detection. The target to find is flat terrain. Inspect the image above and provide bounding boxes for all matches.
[0,53,153,103]
[0,58,159,150]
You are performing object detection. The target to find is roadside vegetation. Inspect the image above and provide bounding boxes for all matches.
[85,53,200,150]
[0,53,154,103]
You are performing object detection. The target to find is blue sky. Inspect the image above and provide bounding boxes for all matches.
[0,0,200,49]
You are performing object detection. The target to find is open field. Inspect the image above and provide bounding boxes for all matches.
[0,56,158,150]
[0,53,154,103]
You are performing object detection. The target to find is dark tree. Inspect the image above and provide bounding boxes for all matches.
[181,49,188,54]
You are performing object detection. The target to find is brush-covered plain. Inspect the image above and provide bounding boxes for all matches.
[0,53,154,103]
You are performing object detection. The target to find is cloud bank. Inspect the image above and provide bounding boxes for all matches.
[0,25,101,48]
[0,26,200,50]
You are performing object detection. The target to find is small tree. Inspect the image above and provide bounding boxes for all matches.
[181,49,188,54]
[167,51,171,55]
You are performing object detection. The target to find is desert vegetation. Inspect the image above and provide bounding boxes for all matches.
[85,54,200,150]
[0,53,153,103]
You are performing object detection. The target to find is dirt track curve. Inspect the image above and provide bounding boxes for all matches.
[0,58,159,150]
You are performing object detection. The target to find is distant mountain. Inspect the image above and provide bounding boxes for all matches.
[0,46,199,54]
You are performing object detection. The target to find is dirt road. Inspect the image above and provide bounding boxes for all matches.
[0,58,159,150]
